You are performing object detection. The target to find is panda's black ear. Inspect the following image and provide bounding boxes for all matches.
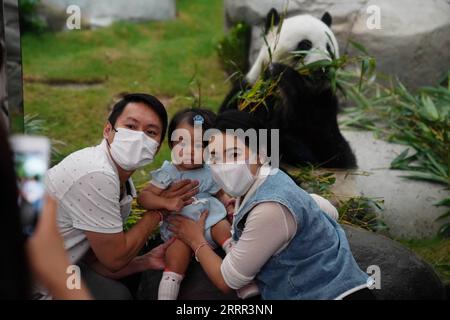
[265,8,281,34]
[321,12,332,27]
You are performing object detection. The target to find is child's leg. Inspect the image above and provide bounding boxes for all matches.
[211,219,233,254]
[158,239,192,300]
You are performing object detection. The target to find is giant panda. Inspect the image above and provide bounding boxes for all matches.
[220,8,357,169]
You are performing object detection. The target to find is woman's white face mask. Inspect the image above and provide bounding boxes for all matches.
[108,127,159,171]
[210,163,255,197]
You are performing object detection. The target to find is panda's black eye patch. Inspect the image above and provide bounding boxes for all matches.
[296,39,313,52]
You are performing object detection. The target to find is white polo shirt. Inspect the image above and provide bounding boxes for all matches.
[44,139,136,264]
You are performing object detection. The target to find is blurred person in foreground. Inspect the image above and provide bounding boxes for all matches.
[0,124,91,299]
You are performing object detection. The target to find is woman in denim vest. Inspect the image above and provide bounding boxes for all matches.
[169,110,375,300]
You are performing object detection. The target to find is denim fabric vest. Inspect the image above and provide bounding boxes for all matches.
[232,169,369,300]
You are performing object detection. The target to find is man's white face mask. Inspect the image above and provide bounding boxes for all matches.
[108,127,159,171]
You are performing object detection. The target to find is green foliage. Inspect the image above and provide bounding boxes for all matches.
[400,236,450,283]
[216,22,251,75]
[23,113,66,165]
[19,0,47,34]
[338,196,387,232]
[289,165,386,233]
[289,164,335,198]
[236,76,280,112]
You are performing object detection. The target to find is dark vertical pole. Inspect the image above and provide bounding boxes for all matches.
[0,0,9,130]
[2,0,24,132]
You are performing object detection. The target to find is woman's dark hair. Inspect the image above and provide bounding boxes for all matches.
[108,93,168,143]
[213,110,271,155]
[167,108,217,148]
[0,126,30,299]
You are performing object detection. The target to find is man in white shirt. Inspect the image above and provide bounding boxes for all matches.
[44,93,199,299]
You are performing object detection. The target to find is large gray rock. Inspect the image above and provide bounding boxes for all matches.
[137,226,446,300]
[37,0,176,30]
[333,130,450,239]
[224,0,450,89]
[343,225,445,300]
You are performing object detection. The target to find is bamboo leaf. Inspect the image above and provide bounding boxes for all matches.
[421,94,439,121]
[390,148,413,168]
[400,172,449,185]
[438,222,450,237]
[436,210,450,221]
[348,39,369,55]
[436,198,450,207]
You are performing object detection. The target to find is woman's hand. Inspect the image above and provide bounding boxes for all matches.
[168,210,209,249]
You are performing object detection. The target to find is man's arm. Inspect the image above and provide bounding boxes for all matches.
[84,178,200,273]
[88,239,173,279]
[138,179,200,212]
[138,185,184,212]
[85,210,162,272]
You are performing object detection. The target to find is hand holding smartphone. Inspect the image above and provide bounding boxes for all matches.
[10,135,50,236]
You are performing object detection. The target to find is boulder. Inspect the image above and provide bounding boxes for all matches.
[137,226,446,300]
[224,0,450,89]
[37,0,176,30]
[343,225,445,300]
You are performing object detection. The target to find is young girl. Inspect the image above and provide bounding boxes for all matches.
[138,108,259,300]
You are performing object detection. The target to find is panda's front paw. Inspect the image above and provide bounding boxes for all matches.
[266,63,301,83]
[265,63,287,79]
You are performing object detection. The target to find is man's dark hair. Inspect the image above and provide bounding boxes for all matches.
[108,93,168,143]
[167,108,217,148]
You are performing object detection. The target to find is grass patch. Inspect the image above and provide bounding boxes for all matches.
[22,0,229,185]
[400,237,450,284]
